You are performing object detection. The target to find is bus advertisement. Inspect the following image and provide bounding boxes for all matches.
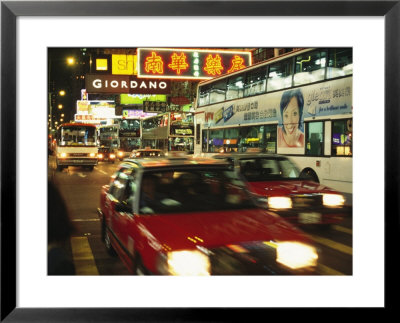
[194,48,352,194]
[55,123,98,171]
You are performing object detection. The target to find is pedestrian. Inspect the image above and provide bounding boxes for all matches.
[48,180,76,275]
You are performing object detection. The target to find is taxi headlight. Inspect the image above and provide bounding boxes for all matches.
[276,242,318,270]
[268,196,292,209]
[90,152,96,158]
[323,194,345,207]
[166,250,210,276]
[118,151,124,157]
[98,153,103,159]
[59,152,67,158]
[109,153,115,159]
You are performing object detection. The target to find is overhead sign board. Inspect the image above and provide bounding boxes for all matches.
[85,74,170,94]
[137,48,252,80]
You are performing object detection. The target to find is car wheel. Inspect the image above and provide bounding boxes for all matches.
[102,221,116,256]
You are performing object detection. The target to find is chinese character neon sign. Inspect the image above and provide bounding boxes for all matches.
[137,48,252,80]
[203,54,224,76]
[144,52,164,74]
[168,53,189,74]
[227,55,246,73]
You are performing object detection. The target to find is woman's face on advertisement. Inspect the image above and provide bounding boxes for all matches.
[283,97,300,135]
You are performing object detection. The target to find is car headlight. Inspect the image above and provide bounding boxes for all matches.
[59,152,67,158]
[323,194,345,207]
[268,196,292,209]
[98,153,103,159]
[118,151,124,157]
[109,153,115,159]
[162,250,210,276]
[90,152,96,157]
[276,242,318,270]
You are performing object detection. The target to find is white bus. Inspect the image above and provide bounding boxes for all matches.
[194,48,352,194]
[55,123,98,171]
[142,112,195,154]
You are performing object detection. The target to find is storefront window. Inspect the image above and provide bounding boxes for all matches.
[332,119,352,156]
[294,49,327,86]
[305,122,324,156]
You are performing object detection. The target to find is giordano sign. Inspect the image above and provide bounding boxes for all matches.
[85,74,170,94]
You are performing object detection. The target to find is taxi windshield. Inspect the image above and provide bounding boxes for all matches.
[139,168,256,214]
[239,157,300,181]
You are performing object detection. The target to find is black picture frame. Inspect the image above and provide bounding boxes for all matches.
[1,0,398,321]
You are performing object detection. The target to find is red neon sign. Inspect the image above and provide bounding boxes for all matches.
[203,54,224,76]
[138,48,252,80]
[227,55,246,73]
[168,52,189,75]
[144,52,164,74]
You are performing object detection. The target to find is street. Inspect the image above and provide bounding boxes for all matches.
[48,156,352,276]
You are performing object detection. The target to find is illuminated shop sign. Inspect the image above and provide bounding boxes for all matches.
[122,110,157,118]
[137,48,252,80]
[112,54,137,75]
[120,94,167,105]
[85,74,170,94]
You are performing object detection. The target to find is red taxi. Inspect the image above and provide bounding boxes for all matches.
[213,153,350,228]
[98,156,319,275]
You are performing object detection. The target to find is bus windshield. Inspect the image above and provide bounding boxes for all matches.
[58,126,96,147]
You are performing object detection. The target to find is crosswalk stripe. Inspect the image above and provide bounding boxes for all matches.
[70,236,99,275]
[308,234,353,256]
[332,225,352,235]
[318,264,345,275]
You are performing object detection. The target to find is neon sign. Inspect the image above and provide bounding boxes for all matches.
[137,48,252,80]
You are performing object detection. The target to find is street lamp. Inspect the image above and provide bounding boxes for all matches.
[59,90,66,96]
[58,104,63,110]
[67,57,75,65]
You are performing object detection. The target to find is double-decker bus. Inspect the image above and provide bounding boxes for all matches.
[115,117,142,160]
[97,124,120,149]
[55,123,98,171]
[194,48,352,194]
[141,112,194,153]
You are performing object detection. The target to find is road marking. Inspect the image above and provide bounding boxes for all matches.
[308,234,352,256]
[70,236,99,275]
[97,169,108,175]
[332,225,352,235]
[318,264,345,275]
